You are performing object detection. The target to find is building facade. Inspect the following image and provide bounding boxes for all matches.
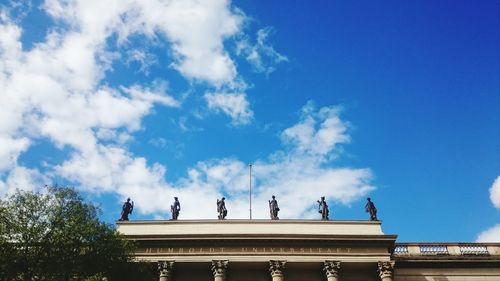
[117,220,500,281]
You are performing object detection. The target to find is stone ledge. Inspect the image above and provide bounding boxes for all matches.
[117,219,386,237]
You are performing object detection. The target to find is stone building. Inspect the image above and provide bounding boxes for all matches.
[117,220,500,281]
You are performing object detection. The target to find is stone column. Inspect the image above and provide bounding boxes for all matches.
[211,260,228,281]
[377,261,394,281]
[269,260,286,281]
[323,261,341,281]
[158,261,174,281]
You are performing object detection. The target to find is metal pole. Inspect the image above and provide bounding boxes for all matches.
[249,163,252,219]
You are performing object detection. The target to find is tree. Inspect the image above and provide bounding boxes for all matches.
[0,186,156,281]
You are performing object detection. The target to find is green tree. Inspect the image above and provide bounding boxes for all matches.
[0,186,156,281]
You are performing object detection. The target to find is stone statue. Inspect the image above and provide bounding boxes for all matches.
[170,197,181,220]
[217,197,227,219]
[365,197,378,221]
[317,196,329,220]
[268,195,280,220]
[119,198,133,221]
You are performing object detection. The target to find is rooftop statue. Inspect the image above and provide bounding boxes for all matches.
[317,196,329,220]
[217,197,227,219]
[171,197,181,220]
[119,198,133,221]
[365,197,378,221]
[269,195,280,220]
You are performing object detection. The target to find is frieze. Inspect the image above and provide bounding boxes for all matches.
[137,246,385,255]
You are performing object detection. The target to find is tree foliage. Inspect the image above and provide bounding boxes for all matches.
[0,186,156,281]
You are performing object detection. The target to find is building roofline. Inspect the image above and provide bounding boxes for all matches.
[116,219,383,225]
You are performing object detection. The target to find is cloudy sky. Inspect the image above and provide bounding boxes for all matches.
[0,0,498,242]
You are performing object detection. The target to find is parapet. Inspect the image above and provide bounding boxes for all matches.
[117,219,387,238]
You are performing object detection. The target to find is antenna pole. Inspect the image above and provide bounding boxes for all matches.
[249,163,252,219]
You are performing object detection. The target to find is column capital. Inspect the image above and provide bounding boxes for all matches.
[269,260,286,277]
[323,260,341,278]
[211,260,229,276]
[377,261,395,280]
[158,261,175,281]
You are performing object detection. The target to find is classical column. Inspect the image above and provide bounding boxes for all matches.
[211,260,228,281]
[323,260,341,281]
[269,260,286,281]
[377,261,394,281]
[158,261,174,281]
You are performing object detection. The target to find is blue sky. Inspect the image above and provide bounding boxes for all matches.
[0,0,498,242]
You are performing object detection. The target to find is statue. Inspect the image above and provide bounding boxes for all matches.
[217,197,227,219]
[170,197,181,220]
[317,196,329,220]
[119,198,134,221]
[365,197,378,220]
[268,195,280,220]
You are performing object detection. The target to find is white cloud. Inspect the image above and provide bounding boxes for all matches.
[475,176,500,242]
[42,0,244,87]
[148,137,167,148]
[0,136,30,172]
[26,101,372,220]
[0,0,32,22]
[99,102,373,219]
[131,0,244,86]
[281,103,349,156]
[477,224,500,242]
[0,1,186,194]
[0,1,366,221]
[0,166,48,195]
[126,49,158,74]
[205,92,253,125]
[42,0,255,122]
[236,27,288,75]
[489,176,500,208]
